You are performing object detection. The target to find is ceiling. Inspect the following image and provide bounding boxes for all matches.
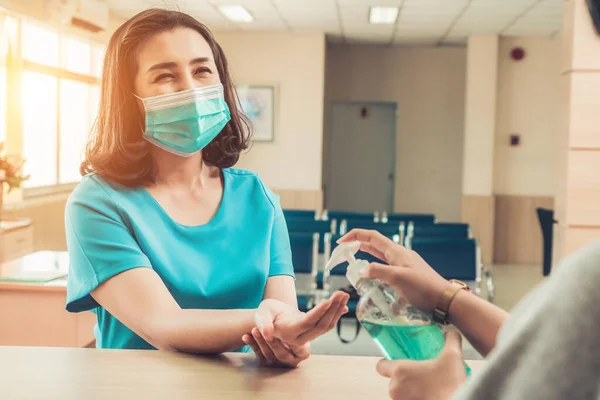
[106,0,563,46]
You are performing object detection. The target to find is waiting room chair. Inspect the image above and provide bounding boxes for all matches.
[407,237,494,302]
[339,219,405,244]
[322,210,380,223]
[285,218,337,236]
[283,209,321,221]
[536,207,556,276]
[380,212,435,225]
[290,232,320,312]
[404,222,470,246]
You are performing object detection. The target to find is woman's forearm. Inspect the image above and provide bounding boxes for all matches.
[149,308,256,353]
[448,290,508,357]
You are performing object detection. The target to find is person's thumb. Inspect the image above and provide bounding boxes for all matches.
[377,359,398,378]
[254,304,275,341]
[441,330,463,358]
[361,262,405,285]
[377,359,417,378]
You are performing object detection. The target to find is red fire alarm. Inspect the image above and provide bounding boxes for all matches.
[510,134,521,146]
[511,47,525,61]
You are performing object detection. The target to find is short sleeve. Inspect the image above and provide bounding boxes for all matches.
[264,188,295,278]
[65,177,152,313]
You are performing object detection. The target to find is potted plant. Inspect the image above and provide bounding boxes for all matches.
[0,142,29,221]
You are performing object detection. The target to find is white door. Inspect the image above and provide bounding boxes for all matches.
[326,102,396,212]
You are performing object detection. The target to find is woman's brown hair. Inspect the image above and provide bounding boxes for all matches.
[80,8,252,187]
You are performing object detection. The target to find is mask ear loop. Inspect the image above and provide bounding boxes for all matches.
[133,93,148,137]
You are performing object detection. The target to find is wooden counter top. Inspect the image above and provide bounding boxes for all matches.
[0,346,484,400]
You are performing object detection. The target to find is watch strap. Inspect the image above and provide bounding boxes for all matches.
[432,280,471,324]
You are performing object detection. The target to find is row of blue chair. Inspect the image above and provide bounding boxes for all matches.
[284,210,439,245]
[321,235,479,285]
[290,232,480,288]
[283,209,436,224]
[288,222,494,306]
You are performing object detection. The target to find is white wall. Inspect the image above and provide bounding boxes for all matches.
[325,45,467,222]
[494,37,561,197]
[215,31,326,191]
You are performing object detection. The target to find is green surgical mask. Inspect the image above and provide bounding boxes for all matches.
[137,83,231,156]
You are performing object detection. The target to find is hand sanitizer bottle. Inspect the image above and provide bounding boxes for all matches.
[326,242,471,374]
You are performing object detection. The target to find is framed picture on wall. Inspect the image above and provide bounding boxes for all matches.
[236,85,275,142]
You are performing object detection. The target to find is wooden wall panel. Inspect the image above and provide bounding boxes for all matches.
[461,195,494,265]
[494,195,554,265]
[566,150,600,226]
[567,74,600,148]
[558,1,600,260]
[563,0,600,72]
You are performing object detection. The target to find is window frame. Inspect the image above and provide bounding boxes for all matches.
[0,12,103,198]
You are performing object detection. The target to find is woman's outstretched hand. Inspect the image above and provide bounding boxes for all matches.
[256,291,349,345]
[242,328,310,368]
[247,291,349,367]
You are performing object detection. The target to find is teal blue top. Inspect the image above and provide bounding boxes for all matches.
[65,168,294,350]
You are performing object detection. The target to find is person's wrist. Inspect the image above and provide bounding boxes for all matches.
[434,278,451,301]
[249,307,261,330]
[447,287,469,324]
[429,279,451,313]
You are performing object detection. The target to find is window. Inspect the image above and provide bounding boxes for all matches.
[0,67,5,144]
[59,80,94,184]
[61,36,91,75]
[0,15,12,144]
[21,22,60,67]
[22,72,58,188]
[92,45,105,78]
[9,18,103,191]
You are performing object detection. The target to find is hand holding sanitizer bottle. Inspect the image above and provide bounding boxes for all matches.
[326,241,471,374]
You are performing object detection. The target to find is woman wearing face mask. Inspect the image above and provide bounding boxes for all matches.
[65,9,349,367]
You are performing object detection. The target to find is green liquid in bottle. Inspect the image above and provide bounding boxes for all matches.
[361,319,471,375]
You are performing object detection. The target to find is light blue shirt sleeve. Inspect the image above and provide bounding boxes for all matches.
[264,187,294,278]
[65,177,152,313]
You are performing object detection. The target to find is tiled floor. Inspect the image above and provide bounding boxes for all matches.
[310,263,546,360]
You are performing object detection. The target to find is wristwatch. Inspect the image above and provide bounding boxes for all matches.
[432,280,471,324]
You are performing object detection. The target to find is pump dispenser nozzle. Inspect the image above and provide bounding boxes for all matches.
[325,242,369,288]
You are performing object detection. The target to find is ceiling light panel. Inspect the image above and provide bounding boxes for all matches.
[369,6,400,24]
[337,0,405,6]
[218,5,254,22]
